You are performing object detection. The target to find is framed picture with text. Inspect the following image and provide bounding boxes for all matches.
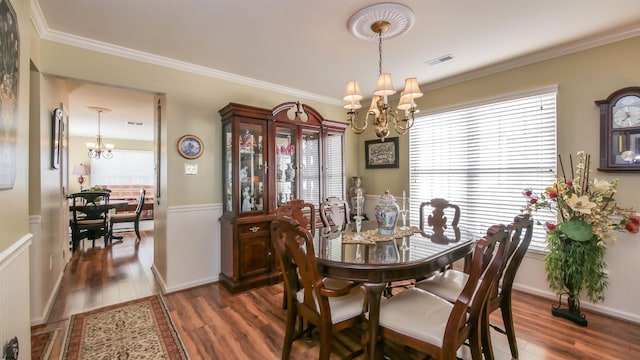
[365,137,399,169]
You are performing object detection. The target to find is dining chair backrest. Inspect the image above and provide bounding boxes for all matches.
[133,188,147,220]
[276,199,316,236]
[71,191,111,220]
[446,224,509,354]
[419,198,460,231]
[319,196,350,230]
[481,213,534,359]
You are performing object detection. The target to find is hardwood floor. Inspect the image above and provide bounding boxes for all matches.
[36,228,640,359]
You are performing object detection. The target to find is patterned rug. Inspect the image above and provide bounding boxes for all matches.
[31,328,58,360]
[62,295,189,359]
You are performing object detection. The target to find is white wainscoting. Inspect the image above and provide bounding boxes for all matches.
[156,203,222,294]
[0,233,32,357]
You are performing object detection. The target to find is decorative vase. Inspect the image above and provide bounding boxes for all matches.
[374,190,399,235]
[285,163,295,182]
[547,234,605,327]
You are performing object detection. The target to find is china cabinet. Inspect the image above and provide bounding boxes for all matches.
[218,102,347,293]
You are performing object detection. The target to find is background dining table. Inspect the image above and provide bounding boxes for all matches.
[315,221,476,360]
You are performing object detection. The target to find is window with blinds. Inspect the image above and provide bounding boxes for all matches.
[409,86,557,251]
[325,133,345,199]
[90,149,155,186]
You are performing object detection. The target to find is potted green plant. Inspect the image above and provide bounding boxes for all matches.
[523,151,639,326]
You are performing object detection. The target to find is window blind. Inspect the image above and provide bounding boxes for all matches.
[325,133,344,199]
[301,134,320,206]
[90,149,155,186]
[409,87,557,251]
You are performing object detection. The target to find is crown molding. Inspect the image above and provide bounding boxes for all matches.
[424,24,640,92]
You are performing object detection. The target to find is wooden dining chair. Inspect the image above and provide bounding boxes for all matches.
[372,224,509,359]
[415,213,534,359]
[270,218,365,360]
[419,198,461,231]
[108,188,146,245]
[319,196,351,231]
[70,191,111,251]
[276,198,317,236]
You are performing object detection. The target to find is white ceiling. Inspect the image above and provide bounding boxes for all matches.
[34,1,640,140]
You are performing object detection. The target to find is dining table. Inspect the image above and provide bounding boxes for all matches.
[314,221,476,360]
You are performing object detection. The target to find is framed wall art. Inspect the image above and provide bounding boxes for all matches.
[365,137,399,169]
[0,0,19,190]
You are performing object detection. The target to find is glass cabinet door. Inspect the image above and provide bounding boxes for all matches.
[239,122,265,213]
[275,127,296,206]
[223,123,233,212]
[325,131,345,199]
[300,130,320,207]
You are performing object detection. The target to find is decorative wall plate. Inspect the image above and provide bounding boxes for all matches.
[177,135,204,159]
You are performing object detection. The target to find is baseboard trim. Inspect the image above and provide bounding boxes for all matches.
[151,263,218,295]
[514,284,640,325]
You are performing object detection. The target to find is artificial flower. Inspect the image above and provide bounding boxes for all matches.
[566,194,597,214]
[592,178,615,194]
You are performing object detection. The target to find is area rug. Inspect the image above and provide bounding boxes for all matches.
[62,295,188,359]
[32,328,58,360]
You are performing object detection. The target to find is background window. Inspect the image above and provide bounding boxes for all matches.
[409,86,557,251]
[91,149,155,186]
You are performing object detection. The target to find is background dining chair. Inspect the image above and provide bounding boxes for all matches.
[270,218,365,360]
[372,224,509,359]
[419,198,461,231]
[418,198,463,274]
[108,188,146,245]
[70,191,111,251]
[415,213,534,359]
[319,196,351,231]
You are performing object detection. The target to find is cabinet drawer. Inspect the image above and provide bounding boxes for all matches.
[238,221,270,236]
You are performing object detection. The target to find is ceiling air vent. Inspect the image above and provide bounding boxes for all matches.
[425,54,453,66]
[125,121,144,126]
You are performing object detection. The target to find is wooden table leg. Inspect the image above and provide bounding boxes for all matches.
[363,282,387,360]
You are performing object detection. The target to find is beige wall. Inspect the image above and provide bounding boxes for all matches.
[29,73,70,324]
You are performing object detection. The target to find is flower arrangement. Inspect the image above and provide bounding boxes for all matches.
[522,151,638,323]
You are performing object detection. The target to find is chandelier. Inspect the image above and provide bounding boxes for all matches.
[86,107,114,159]
[343,3,423,141]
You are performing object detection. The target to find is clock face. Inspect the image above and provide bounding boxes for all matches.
[612,95,640,128]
